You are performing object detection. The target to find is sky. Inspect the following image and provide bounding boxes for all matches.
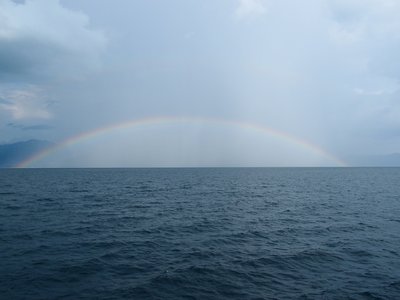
[1,0,400,167]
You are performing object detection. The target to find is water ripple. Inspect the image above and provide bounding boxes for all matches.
[1,168,400,299]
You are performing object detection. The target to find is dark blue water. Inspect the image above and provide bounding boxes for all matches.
[1,168,400,299]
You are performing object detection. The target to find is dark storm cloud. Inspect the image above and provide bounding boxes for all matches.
[0,0,106,82]
[0,0,106,128]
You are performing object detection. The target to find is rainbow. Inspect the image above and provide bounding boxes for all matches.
[15,116,347,168]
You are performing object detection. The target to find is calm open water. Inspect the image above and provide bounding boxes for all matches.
[1,168,400,299]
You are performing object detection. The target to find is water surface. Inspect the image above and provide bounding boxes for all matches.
[1,168,400,299]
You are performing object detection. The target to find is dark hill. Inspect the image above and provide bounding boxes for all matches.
[0,140,53,168]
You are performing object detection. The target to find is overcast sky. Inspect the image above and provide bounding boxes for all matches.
[1,0,400,167]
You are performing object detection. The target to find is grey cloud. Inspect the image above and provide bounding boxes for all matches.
[0,98,12,104]
[328,0,367,23]
[23,124,53,130]
[0,86,52,120]
[235,0,268,19]
[328,0,400,79]
[0,0,106,81]
[3,0,400,166]
[7,123,53,130]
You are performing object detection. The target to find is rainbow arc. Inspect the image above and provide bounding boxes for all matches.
[16,116,347,168]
